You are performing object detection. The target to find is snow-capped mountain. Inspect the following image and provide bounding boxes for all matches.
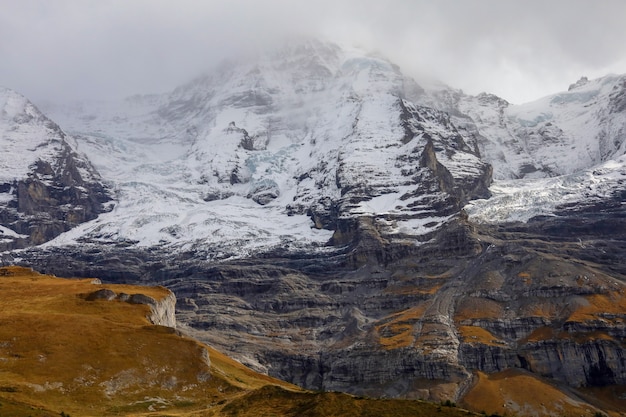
[3,40,626,411]
[38,40,492,258]
[409,72,626,223]
[420,74,626,180]
[37,43,626,255]
[0,87,110,250]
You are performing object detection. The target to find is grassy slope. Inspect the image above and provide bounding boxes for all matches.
[0,266,479,417]
[0,266,289,416]
[461,370,594,416]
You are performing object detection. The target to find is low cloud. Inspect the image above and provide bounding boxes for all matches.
[1,0,625,103]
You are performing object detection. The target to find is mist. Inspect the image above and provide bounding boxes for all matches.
[1,0,625,104]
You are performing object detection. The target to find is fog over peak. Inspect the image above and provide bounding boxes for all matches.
[1,0,625,104]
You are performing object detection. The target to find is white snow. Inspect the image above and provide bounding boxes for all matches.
[450,74,626,181]
[37,42,489,256]
[465,154,626,223]
[8,43,623,258]
[0,87,66,182]
[0,225,27,240]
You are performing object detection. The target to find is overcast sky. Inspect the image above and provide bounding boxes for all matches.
[2,0,626,104]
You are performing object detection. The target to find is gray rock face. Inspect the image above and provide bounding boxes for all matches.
[146,291,177,328]
[19,201,626,402]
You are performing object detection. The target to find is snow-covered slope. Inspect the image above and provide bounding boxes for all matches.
[11,40,624,255]
[1,87,82,182]
[466,154,626,223]
[39,40,490,258]
[427,74,626,180]
[413,73,626,224]
[0,87,110,249]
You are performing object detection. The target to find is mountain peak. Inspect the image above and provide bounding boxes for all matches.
[568,75,589,91]
[32,40,491,257]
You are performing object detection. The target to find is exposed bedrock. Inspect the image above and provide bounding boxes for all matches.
[6,205,626,400]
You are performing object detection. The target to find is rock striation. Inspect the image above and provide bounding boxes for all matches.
[19,203,626,404]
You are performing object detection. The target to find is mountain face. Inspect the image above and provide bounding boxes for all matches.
[3,40,626,414]
[0,88,111,251]
[35,40,491,258]
[421,74,626,180]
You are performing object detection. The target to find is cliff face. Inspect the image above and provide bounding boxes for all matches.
[86,286,177,328]
[145,290,177,328]
[21,202,626,407]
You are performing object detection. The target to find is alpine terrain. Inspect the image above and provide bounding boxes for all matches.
[2,39,626,416]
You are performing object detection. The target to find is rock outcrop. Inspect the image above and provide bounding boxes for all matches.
[85,287,177,328]
[2,41,626,414]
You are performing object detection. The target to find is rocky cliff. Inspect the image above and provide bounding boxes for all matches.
[18,201,626,408]
[86,286,177,328]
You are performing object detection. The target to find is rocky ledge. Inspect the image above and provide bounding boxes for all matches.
[85,287,177,328]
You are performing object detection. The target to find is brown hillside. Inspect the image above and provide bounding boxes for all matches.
[0,266,480,417]
[0,266,290,416]
[461,370,625,417]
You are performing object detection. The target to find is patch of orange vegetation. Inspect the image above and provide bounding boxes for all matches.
[577,385,626,416]
[517,271,532,285]
[520,302,559,318]
[423,271,454,279]
[523,326,615,344]
[524,326,555,342]
[461,370,597,416]
[377,324,414,349]
[384,284,442,296]
[458,326,504,346]
[454,297,503,322]
[568,292,626,323]
[557,330,614,343]
[375,305,427,350]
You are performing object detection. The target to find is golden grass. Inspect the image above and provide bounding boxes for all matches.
[219,385,479,417]
[0,266,296,416]
[383,283,442,296]
[458,326,504,346]
[517,271,532,285]
[576,385,626,416]
[568,292,626,323]
[519,301,560,318]
[374,305,427,350]
[523,326,555,343]
[461,370,597,417]
[454,297,503,322]
[522,325,614,344]
[0,266,488,417]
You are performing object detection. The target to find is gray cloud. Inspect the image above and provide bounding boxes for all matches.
[1,0,625,104]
